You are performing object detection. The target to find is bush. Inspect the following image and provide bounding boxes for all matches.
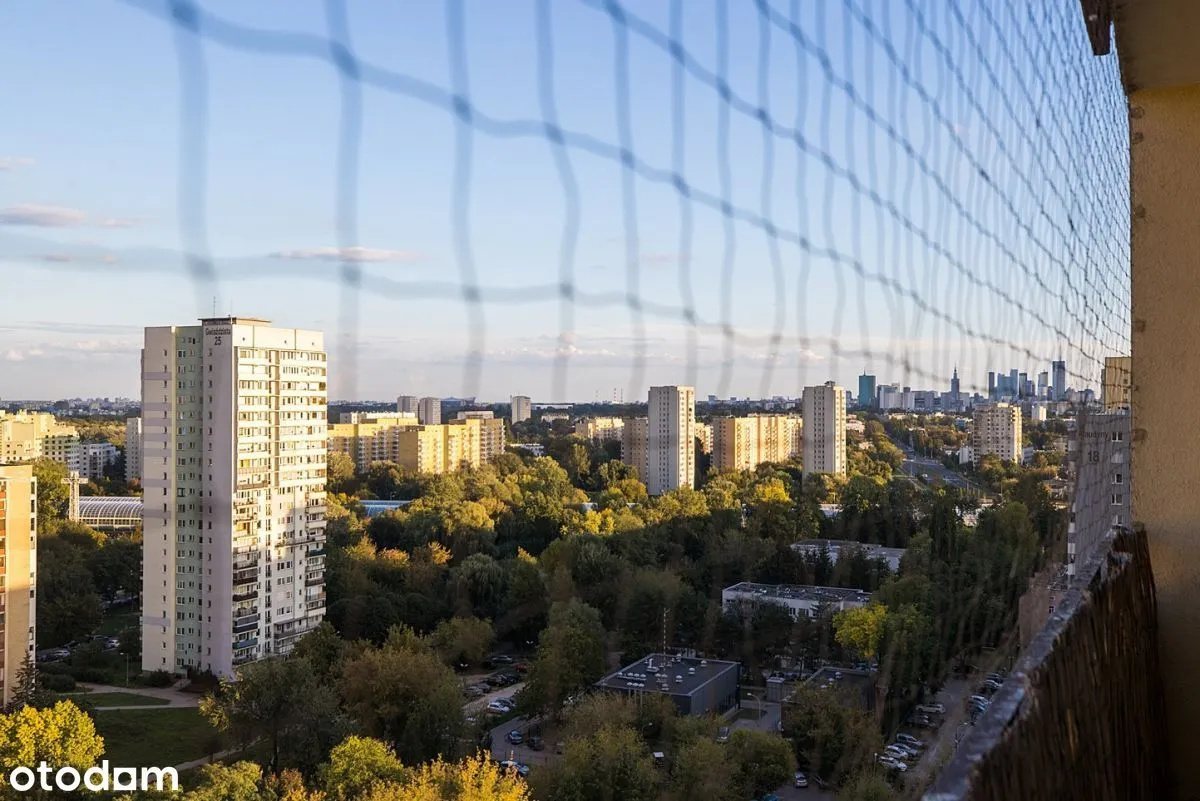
[41,673,77,692]
[140,670,175,688]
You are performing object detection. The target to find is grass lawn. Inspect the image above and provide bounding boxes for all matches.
[94,708,222,768]
[69,692,169,707]
[96,611,138,637]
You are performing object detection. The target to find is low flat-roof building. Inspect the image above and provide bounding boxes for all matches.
[594,653,740,717]
[77,496,143,530]
[791,539,907,572]
[722,582,871,620]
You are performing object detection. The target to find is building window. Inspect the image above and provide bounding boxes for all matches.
[1113,473,1123,485]
[1111,493,1123,506]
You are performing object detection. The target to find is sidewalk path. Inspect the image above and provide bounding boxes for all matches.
[174,747,245,772]
[76,682,201,709]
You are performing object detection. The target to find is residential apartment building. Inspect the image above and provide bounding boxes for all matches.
[970,402,1023,464]
[329,414,485,473]
[721,582,870,620]
[711,414,802,472]
[328,414,420,469]
[125,417,142,484]
[140,317,328,678]
[396,395,419,415]
[511,395,532,424]
[646,386,696,495]
[575,416,625,442]
[695,421,713,455]
[621,418,648,480]
[0,411,81,469]
[1101,356,1132,411]
[0,465,37,707]
[1066,410,1130,585]
[802,382,847,477]
[455,411,506,463]
[417,397,441,426]
[80,442,120,481]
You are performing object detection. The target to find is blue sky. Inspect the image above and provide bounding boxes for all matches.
[0,0,1128,402]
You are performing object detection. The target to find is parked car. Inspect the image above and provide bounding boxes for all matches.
[715,726,730,744]
[486,701,510,715]
[884,745,911,760]
[878,756,908,772]
[527,735,544,751]
[485,654,514,668]
[104,638,120,650]
[890,743,920,759]
[485,673,508,687]
[498,672,520,686]
[463,685,485,699]
[895,734,925,749]
[498,761,530,778]
[968,694,990,706]
[794,772,808,788]
[916,702,946,715]
[36,648,69,663]
[513,661,531,674]
[506,730,523,745]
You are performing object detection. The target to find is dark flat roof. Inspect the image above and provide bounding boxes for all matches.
[595,653,739,697]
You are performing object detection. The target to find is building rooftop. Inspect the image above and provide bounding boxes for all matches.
[594,653,738,697]
[723,582,871,604]
[359,499,415,518]
[78,496,143,527]
[792,539,907,560]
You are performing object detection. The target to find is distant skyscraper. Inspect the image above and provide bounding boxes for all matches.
[511,395,532,423]
[1052,360,1067,401]
[141,317,326,678]
[987,372,996,399]
[621,418,649,480]
[397,395,419,415]
[857,374,877,410]
[417,397,441,425]
[1009,369,1020,397]
[1018,372,1029,397]
[646,386,696,495]
[949,367,961,410]
[802,382,847,478]
[1037,371,1049,398]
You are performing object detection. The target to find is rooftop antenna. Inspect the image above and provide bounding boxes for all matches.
[661,605,669,657]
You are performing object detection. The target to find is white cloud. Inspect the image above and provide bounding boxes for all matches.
[0,204,88,227]
[270,246,421,263]
[42,253,73,263]
[0,157,34,172]
[0,204,137,229]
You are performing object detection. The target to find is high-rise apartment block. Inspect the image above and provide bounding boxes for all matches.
[802,383,847,477]
[456,411,507,463]
[712,415,802,472]
[125,417,143,484]
[575,417,625,442]
[79,443,119,481]
[646,386,696,495]
[396,395,419,415]
[417,397,441,426]
[695,421,713,455]
[1066,410,1130,584]
[857,374,877,410]
[511,396,532,424]
[970,402,1022,464]
[620,418,648,479]
[140,317,328,678]
[1101,356,1132,411]
[0,464,37,707]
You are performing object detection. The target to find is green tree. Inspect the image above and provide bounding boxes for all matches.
[200,657,345,774]
[546,724,658,801]
[328,452,359,494]
[339,641,464,764]
[727,728,797,798]
[35,536,103,647]
[30,458,69,523]
[396,753,531,801]
[320,736,407,801]
[291,621,349,685]
[523,599,607,716]
[451,554,508,620]
[782,687,880,783]
[0,701,104,799]
[838,772,897,801]
[89,537,142,602]
[668,737,735,800]
[184,761,272,801]
[428,616,496,666]
[833,603,888,661]
[5,653,50,712]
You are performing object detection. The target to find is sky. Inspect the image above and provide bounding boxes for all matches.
[0,0,1129,403]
